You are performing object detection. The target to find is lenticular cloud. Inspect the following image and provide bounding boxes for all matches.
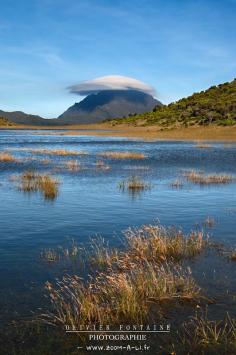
[68,75,156,96]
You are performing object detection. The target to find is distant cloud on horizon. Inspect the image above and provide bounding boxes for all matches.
[67,75,156,96]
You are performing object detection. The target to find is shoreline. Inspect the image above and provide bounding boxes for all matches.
[1,123,236,141]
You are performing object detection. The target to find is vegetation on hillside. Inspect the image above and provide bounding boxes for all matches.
[108,79,236,127]
[0,117,13,127]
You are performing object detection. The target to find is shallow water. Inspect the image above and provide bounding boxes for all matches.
[0,130,236,324]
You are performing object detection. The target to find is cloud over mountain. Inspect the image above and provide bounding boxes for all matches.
[67,75,156,96]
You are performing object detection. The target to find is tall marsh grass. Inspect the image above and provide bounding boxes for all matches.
[44,263,200,326]
[89,224,208,268]
[43,223,207,328]
[18,171,59,200]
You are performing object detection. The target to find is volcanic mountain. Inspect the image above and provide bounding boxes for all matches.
[57,89,161,124]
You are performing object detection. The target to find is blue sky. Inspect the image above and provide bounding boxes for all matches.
[0,0,236,118]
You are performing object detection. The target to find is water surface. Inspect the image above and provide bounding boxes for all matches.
[0,130,236,324]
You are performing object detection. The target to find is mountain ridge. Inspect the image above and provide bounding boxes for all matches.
[58,89,161,124]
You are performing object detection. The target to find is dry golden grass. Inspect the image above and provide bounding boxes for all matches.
[184,170,233,185]
[65,160,81,171]
[18,171,59,200]
[230,250,236,261]
[12,148,87,156]
[0,152,17,162]
[61,240,81,259]
[3,123,236,141]
[98,151,146,159]
[25,124,236,141]
[40,240,80,262]
[124,225,207,262]
[44,263,200,326]
[119,176,151,191]
[87,227,208,288]
[175,311,236,354]
[89,225,208,270]
[42,223,207,327]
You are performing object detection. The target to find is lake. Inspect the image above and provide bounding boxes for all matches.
[0,130,236,352]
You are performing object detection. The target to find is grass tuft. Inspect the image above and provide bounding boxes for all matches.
[230,250,236,261]
[118,176,151,191]
[175,311,236,354]
[98,151,146,159]
[184,170,233,185]
[11,148,87,156]
[0,152,17,162]
[18,171,59,200]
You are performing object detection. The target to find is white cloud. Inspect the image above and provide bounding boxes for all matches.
[68,75,156,96]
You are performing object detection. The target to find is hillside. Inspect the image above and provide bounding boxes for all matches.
[0,117,14,127]
[58,90,161,124]
[108,79,236,127]
[0,110,50,125]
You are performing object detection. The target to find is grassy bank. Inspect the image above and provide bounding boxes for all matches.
[2,123,236,141]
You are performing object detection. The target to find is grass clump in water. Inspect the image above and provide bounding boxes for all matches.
[98,151,146,159]
[18,171,59,200]
[123,225,207,263]
[173,311,236,354]
[184,170,233,185]
[230,250,236,261]
[18,148,87,156]
[44,262,200,326]
[40,240,81,263]
[0,152,17,162]
[118,176,151,192]
[42,223,208,328]
[89,225,208,269]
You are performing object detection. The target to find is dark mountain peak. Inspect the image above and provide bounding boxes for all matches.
[58,89,161,124]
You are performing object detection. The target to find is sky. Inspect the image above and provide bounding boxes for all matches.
[0,0,236,118]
